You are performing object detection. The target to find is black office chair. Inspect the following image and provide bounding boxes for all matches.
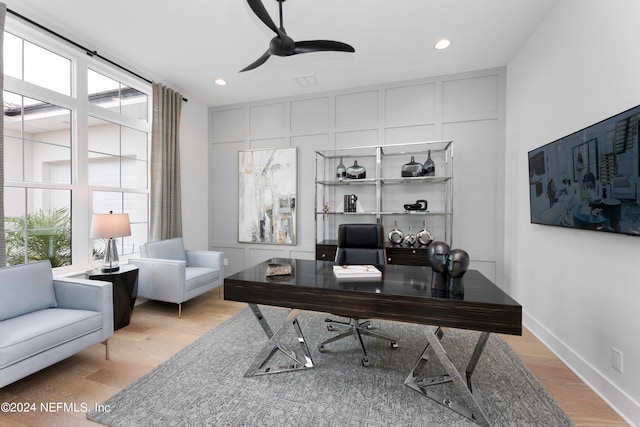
[319,223,397,366]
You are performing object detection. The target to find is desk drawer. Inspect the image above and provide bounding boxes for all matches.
[386,246,430,266]
[316,245,337,261]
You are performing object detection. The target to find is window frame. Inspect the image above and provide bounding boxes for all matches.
[3,17,152,274]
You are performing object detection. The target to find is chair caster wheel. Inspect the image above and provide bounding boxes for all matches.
[318,344,325,352]
[391,341,398,349]
[327,325,334,331]
[362,358,370,367]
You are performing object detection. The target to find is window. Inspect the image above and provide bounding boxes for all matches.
[4,31,71,96]
[88,69,148,120]
[4,91,72,184]
[3,23,151,271]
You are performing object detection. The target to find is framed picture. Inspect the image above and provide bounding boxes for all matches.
[572,142,588,182]
[238,147,297,245]
[572,138,597,183]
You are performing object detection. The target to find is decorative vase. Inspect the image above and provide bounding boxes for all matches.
[346,160,366,179]
[336,157,346,181]
[401,156,424,177]
[423,149,435,177]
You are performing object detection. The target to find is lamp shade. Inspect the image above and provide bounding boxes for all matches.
[90,212,131,238]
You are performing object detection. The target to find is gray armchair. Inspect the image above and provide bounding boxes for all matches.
[129,238,224,318]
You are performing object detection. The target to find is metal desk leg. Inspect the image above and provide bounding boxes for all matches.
[404,327,491,427]
[245,304,314,377]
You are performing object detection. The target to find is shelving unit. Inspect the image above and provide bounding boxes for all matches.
[314,141,453,265]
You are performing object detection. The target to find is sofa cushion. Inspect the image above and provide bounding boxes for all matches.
[143,238,187,264]
[0,260,57,321]
[0,308,103,369]
[184,267,220,292]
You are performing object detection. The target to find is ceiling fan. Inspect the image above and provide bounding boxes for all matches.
[240,0,355,72]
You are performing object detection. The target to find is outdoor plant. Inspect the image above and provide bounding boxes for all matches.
[5,207,71,267]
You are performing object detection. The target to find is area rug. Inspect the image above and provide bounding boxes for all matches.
[87,306,573,426]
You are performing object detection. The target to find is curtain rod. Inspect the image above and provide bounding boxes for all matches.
[7,8,188,102]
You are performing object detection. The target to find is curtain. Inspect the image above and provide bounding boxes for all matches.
[150,82,183,241]
[0,3,6,267]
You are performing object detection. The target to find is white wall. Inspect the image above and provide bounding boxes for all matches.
[505,0,640,424]
[179,97,210,250]
[208,68,506,279]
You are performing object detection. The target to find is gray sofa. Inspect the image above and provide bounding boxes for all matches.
[0,260,113,388]
[130,237,223,318]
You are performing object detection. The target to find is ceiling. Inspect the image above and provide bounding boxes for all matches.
[5,0,558,107]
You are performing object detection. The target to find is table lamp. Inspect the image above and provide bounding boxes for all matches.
[90,211,131,272]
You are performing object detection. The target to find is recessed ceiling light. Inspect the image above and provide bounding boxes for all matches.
[434,39,452,50]
[214,79,227,86]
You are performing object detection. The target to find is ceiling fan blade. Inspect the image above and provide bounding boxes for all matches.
[294,40,355,54]
[246,0,280,35]
[240,50,272,72]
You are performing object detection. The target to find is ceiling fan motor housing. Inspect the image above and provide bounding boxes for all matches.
[270,34,295,56]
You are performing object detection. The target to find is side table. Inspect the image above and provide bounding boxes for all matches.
[87,264,139,330]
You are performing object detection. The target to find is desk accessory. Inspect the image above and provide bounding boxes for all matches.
[266,263,292,277]
[332,264,381,280]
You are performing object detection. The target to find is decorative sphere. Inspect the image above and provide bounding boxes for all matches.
[427,241,450,273]
[447,249,470,278]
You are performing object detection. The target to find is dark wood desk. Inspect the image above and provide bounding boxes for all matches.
[224,258,522,426]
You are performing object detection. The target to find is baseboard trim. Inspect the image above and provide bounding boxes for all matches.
[523,310,639,426]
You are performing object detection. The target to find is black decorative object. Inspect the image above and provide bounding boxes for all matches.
[423,149,435,176]
[343,194,357,213]
[404,199,428,211]
[447,248,469,299]
[346,160,366,179]
[401,156,424,177]
[427,241,450,289]
[388,221,404,244]
[241,0,355,72]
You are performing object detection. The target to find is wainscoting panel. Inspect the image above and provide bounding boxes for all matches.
[385,83,436,124]
[442,74,500,116]
[335,90,379,127]
[442,118,500,263]
[248,137,287,150]
[335,129,379,148]
[209,141,244,245]
[384,125,436,145]
[291,97,330,131]
[250,102,287,135]
[210,108,246,140]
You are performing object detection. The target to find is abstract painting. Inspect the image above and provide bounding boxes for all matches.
[238,147,296,244]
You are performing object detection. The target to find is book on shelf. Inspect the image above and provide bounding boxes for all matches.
[332,265,381,280]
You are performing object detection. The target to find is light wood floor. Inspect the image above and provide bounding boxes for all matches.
[0,290,628,426]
